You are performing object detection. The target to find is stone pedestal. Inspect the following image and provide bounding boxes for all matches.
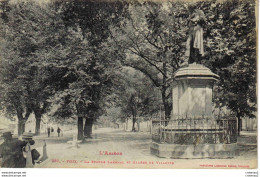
[150,64,238,159]
[150,142,239,159]
[172,64,219,118]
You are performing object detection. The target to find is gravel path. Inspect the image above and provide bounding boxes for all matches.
[30,128,257,169]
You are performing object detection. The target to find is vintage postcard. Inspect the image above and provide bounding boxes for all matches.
[0,0,257,169]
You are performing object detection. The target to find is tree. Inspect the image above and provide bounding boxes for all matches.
[48,0,127,140]
[111,1,256,136]
[196,0,257,135]
[114,68,162,131]
[0,44,32,135]
[0,0,256,138]
[0,1,75,135]
[111,2,190,120]
[0,1,51,135]
[48,30,121,139]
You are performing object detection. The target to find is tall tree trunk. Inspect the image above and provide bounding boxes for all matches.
[77,116,84,140]
[34,109,42,135]
[161,86,171,127]
[84,118,93,138]
[35,118,41,135]
[132,116,136,132]
[17,108,31,136]
[33,102,48,136]
[18,120,26,136]
[137,118,140,132]
[237,115,242,136]
[162,62,172,120]
[164,104,171,120]
[78,116,83,140]
[76,101,85,140]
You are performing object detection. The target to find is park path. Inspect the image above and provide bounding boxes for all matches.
[34,128,160,168]
[31,128,257,168]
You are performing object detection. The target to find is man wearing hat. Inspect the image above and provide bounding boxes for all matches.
[0,132,29,168]
[21,132,41,167]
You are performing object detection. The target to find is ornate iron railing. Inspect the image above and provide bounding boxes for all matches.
[152,117,237,145]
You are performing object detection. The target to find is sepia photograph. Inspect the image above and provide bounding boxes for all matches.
[0,0,257,171]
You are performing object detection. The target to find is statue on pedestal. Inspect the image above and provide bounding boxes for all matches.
[185,8,206,64]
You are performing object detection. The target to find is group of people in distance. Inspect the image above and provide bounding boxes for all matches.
[47,127,62,137]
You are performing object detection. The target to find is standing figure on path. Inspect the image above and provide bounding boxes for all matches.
[185,7,206,64]
[57,127,61,137]
[0,132,33,168]
[47,127,50,137]
[51,127,54,136]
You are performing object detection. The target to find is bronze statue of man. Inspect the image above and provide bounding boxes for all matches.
[185,9,206,64]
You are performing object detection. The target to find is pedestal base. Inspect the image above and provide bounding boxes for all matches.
[150,142,238,159]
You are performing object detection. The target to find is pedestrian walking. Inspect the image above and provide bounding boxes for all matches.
[47,127,50,137]
[57,127,61,137]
